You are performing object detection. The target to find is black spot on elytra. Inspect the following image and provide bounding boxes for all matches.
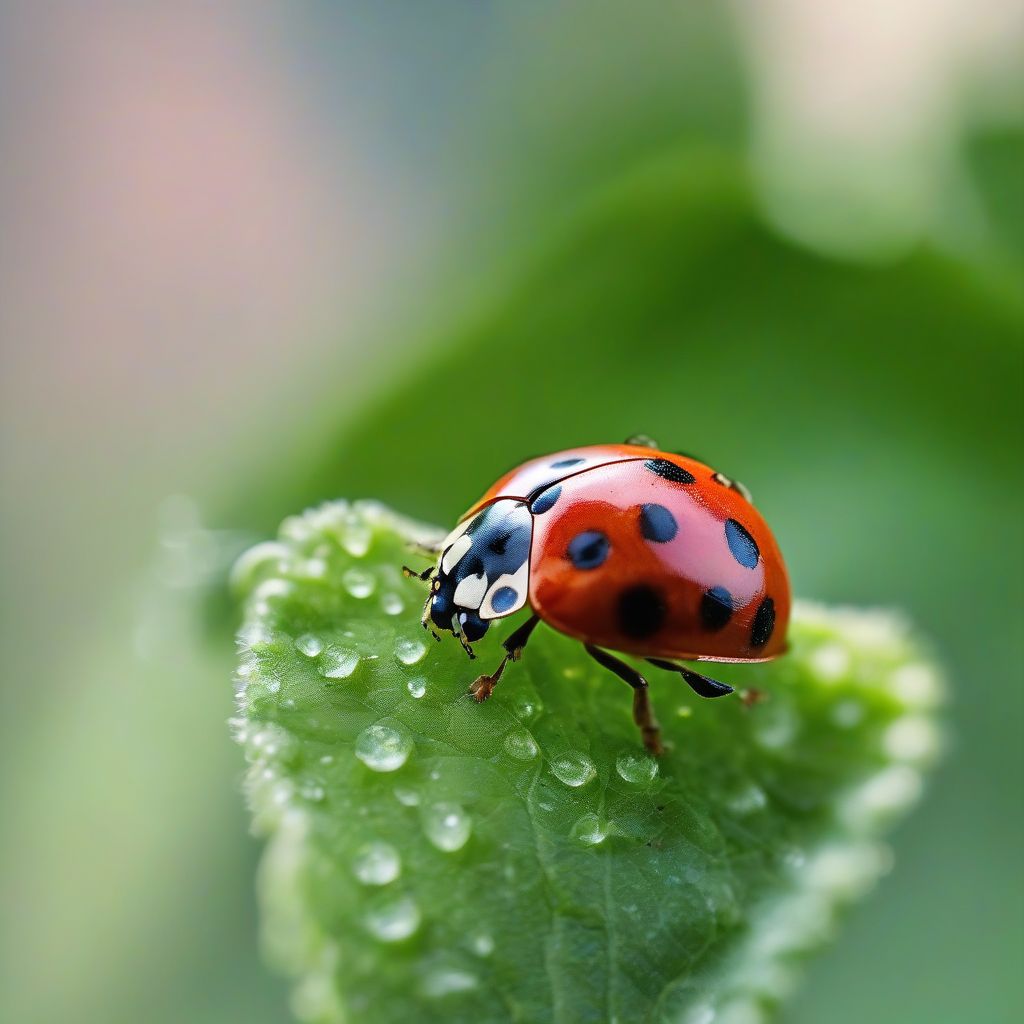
[725,518,759,569]
[567,531,610,570]
[643,458,696,485]
[700,586,733,631]
[551,456,585,468]
[751,597,776,648]
[639,503,678,543]
[461,555,485,579]
[617,585,666,639]
[529,484,561,515]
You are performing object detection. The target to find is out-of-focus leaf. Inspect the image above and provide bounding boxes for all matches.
[233,501,942,1024]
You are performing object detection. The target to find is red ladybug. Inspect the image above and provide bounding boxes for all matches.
[405,438,790,754]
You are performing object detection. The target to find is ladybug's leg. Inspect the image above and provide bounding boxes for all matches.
[469,614,540,702]
[584,645,663,756]
[646,659,734,699]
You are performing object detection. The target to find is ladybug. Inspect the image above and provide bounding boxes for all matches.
[404,438,790,754]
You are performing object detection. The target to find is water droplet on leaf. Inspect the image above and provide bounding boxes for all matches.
[322,646,360,679]
[295,634,323,657]
[571,813,607,845]
[364,896,420,942]
[422,802,472,851]
[550,751,596,788]
[353,841,401,885]
[503,729,539,760]
[395,637,427,666]
[615,751,658,785]
[355,722,413,773]
[343,568,376,599]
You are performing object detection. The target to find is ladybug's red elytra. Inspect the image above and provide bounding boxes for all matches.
[404,438,791,754]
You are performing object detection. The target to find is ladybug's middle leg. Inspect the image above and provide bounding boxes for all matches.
[469,614,540,702]
[584,645,663,756]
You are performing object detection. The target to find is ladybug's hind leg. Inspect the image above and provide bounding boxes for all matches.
[647,659,734,699]
[469,614,540,702]
[584,645,663,756]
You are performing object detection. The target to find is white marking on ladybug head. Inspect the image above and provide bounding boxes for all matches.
[441,533,473,574]
[453,572,488,609]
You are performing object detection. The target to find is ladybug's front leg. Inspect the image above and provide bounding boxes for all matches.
[584,645,663,756]
[469,615,540,702]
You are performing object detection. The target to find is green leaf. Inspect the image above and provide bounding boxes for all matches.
[233,501,943,1024]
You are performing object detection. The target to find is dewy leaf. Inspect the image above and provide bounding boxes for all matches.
[232,501,943,1024]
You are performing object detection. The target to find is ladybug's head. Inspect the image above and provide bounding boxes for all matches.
[422,499,533,655]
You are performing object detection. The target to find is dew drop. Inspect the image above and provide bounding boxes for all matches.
[783,846,807,869]
[727,784,768,815]
[265,676,282,694]
[253,578,294,604]
[615,751,657,785]
[296,634,323,657]
[355,722,413,773]
[809,642,851,682]
[883,716,939,762]
[832,699,864,728]
[342,519,372,558]
[381,592,405,616]
[319,755,334,765]
[300,782,325,802]
[230,541,292,590]
[571,812,607,845]
[716,1000,763,1024]
[550,751,596,788]
[395,637,427,666]
[297,557,327,579]
[842,764,923,824]
[684,1005,715,1024]
[421,968,479,997]
[364,896,420,942]
[753,701,797,749]
[422,802,472,852]
[406,677,427,699]
[353,841,401,885]
[503,729,539,760]
[322,646,360,679]
[890,663,942,707]
[343,568,376,599]
[394,786,421,807]
[512,693,544,722]
[470,932,495,957]
[238,622,274,649]
[280,515,313,543]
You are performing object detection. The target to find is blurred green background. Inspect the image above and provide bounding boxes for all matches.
[1,3,1021,1023]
